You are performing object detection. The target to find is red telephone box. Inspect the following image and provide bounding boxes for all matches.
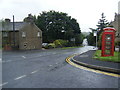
[101,27,116,57]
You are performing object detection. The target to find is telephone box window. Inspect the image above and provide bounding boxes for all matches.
[106,42,111,45]
[105,46,111,49]
[106,35,112,41]
[105,50,111,55]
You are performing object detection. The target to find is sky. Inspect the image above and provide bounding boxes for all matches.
[0,0,119,32]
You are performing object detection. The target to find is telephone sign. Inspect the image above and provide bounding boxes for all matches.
[101,27,116,57]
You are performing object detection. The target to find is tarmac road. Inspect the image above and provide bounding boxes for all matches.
[1,46,119,88]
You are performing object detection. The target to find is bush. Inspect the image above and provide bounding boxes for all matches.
[75,34,84,46]
[97,33,102,50]
[53,39,68,48]
[87,32,95,46]
[67,41,75,47]
[44,43,55,49]
[115,41,120,47]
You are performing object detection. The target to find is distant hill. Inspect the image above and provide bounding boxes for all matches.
[81,32,90,37]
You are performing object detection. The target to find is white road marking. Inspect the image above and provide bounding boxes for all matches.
[14,75,27,80]
[0,82,8,86]
[31,70,38,74]
[53,53,56,54]
[49,65,52,67]
[22,56,26,58]
[2,60,13,63]
[5,60,12,62]
[39,55,42,56]
[0,58,2,63]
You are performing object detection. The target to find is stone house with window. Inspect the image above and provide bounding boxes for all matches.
[1,15,42,50]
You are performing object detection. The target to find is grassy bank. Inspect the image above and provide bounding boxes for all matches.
[94,50,120,63]
[61,46,83,49]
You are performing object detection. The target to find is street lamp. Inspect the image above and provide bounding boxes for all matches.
[93,29,98,49]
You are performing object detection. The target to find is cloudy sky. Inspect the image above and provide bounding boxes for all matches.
[0,0,119,32]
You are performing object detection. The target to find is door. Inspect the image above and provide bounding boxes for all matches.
[102,32,114,56]
[104,34,113,55]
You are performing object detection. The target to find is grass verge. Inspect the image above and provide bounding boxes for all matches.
[94,50,120,63]
[61,46,83,49]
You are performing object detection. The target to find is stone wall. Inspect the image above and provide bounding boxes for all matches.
[19,23,42,50]
[111,14,120,42]
[2,31,19,47]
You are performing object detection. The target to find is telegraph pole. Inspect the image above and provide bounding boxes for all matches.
[95,29,98,49]
[13,15,15,47]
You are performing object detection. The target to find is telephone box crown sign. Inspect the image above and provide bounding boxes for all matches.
[103,27,116,32]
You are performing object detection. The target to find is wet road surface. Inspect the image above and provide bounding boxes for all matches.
[1,46,119,88]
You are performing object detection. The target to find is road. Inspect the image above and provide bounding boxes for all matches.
[1,46,119,88]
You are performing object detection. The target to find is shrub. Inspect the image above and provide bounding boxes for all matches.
[67,41,75,47]
[53,40,61,47]
[44,43,55,49]
[97,33,102,49]
[53,39,68,47]
[75,34,84,46]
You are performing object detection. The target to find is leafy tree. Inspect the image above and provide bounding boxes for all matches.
[97,33,102,49]
[1,19,10,47]
[75,33,85,46]
[35,10,81,43]
[87,32,95,46]
[96,13,111,49]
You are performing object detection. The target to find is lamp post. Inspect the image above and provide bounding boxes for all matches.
[93,29,98,49]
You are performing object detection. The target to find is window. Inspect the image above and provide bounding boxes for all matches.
[22,32,26,37]
[3,32,8,37]
[37,32,40,37]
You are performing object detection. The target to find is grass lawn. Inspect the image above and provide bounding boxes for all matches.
[61,46,83,49]
[94,50,120,63]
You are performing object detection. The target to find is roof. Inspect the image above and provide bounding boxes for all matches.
[104,27,116,32]
[0,22,27,31]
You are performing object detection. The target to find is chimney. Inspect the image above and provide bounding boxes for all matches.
[24,14,34,24]
[5,18,11,23]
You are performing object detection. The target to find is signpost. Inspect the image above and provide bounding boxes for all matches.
[93,29,98,49]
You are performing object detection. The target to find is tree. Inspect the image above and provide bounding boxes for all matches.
[35,10,81,43]
[87,32,95,46]
[75,33,84,46]
[1,19,10,47]
[97,13,109,36]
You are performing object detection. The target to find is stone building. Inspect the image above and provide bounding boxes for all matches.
[110,13,120,42]
[1,15,42,50]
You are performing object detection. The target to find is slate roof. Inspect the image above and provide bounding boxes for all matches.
[0,22,27,31]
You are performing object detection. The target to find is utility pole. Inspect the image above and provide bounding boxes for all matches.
[13,15,15,47]
[95,29,98,49]
[92,29,98,49]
